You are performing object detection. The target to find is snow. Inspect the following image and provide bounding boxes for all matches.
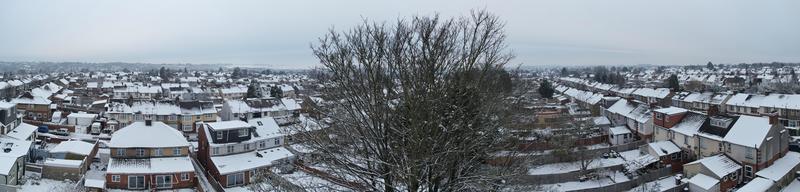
[685,154,741,178]
[609,126,632,135]
[50,140,94,156]
[109,121,189,148]
[627,176,678,192]
[19,178,79,192]
[84,178,105,188]
[44,158,83,168]
[107,156,194,174]
[724,115,772,148]
[249,117,282,137]
[211,147,294,175]
[6,122,37,140]
[654,107,688,115]
[646,141,681,157]
[755,151,800,182]
[593,116,611,126]
[541,171,631,191]
[670,112,706,136]
[782,179,800,192]
[282,98,301,111]
[206,120,252,131]
[737,177,774,192]
[528,149,644,175]
[0,135,34,174]
[274,167,349,191]
[688,173,718,190]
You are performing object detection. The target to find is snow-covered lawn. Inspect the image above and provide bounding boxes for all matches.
[627,175,680,192]
[540,171,630,191]
[279,168,351,191]
[20,178,79,192]
[528,149,644,175]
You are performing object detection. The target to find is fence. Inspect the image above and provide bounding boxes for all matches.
[568,166,673,192]
[527,140,646,165]
[516,164,624,185]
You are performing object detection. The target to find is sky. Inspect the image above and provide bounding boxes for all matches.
[1,0,799,69]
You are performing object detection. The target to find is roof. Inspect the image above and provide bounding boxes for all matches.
[592,116,611,126]
[646,141,681,157]
[249,117,282,138]
[206,120,252,131]
[84,178,105,189]
[607,99,636,115]
[755,151,800,182]
[6,123,37,141]
[671,112,707,136]
[609,126,631,135]
[0,136,33,175]
[44,159,83,168]
[782,179,800,192]
[50,140,95,156]
[723,115,773,148]
[737,177,774,192]
[688,173,719,190]
[107,156,194,174]
[654,107,688,115]
[210,147,294,175]
[109,121,189,148]
[685,154,741,178]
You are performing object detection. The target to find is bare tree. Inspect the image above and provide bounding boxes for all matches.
[293,10,521,192]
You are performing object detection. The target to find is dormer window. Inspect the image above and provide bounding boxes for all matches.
[238,129,248,137]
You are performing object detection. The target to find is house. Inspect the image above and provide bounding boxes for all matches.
[653,107,705,161]
[11,92,53,121]
[105,120,196,190]
[753,152,800,189]
[723,93,800,130]
[720,115,789,179]
[42,140,99,181]
[219,98,299,122]
[631,88,673,107]
[736,177,775,192]
[641,140,685,172]
[684,154,742,192]
[197,119,295,188]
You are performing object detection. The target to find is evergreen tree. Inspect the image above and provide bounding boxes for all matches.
[537,80,555,98]
[706,61,715,70]
[667,74,681,91]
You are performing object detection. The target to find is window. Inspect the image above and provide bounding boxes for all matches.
[137,149,145,157]
[683,136,688,145]
[205,113,213,119]
[111,175,120,182]
[182,124,193,132]
[173,147,181,155]
[257,121,263,126]
[154,148,162,156]
[671,153,678,160]
[155,175,173,189]
[183,116,192,121]
[128,175,145,189]
[745,148,754,159]
[244,143,250,150]
[213,147,220,155]
[726,143,731,153]
[116,149,125,157]
[226,173,245,187]
[718,143,723,152]
[169,115,177,121]
[274,138,280,145]
[259,141,265,148]
[238,129,248,137]
[227,145,235,153]
[134,114,143,121]
[745,165,753,178]
[216,131,224,140]
[181,173,190,181]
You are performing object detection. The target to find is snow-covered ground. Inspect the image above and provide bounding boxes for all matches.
[627,175,680,192]
[278,168,351,191]
[19,178,79,192]
[540,171,631,191]
[528,149,643,175]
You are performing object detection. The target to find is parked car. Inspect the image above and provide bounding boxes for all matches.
[37,126,49,133]
[53,128,70,136]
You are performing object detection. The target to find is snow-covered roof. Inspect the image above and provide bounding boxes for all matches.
[0,136,33,175]
[607,99,636,115]
[107,156,194,174]
[671,112,707,136]
[592,116,611,126]
[609,126,631,135]
[210,147,294,175]
[44,159,83,168]
[106,101,182,115]
[654,107,688,115]
[632,88,671,99]
[727,93,800,110]
[206,120,252,131]
[783,179,800,192]
[755,151,800,182]
[282,98,300,111]
[646,141,681,157]
[723,115,772,148]
[688,174,719,190]
[685,154,741,178]
[6,123,37,141]
[249,117,282,138]
[50,140,95,156]
[109,121,189,148]
[737,177,774,192]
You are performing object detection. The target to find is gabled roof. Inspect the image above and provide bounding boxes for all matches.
[688,173,719,190]
[646,141,681,157]
[109,121,189,148]
[206,120,252,131]
[723,115,773,148]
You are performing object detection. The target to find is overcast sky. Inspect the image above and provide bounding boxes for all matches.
[1,0,798,69]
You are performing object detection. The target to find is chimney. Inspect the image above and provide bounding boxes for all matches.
[707,105,719,116]
[768,112,779,125]
[145,119,152,126]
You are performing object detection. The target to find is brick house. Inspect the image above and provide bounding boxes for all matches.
[105,120,196,190]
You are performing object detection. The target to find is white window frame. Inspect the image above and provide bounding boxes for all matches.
[173,147,181,156]
[154,148,162,156]
[128,175,145,189]
[216,131,223,140]
[116,149,125,157]
[745,165,753,178]
[111,175,120,182]
[213,147,220,155]
[227,145,235,153]
[226,172,245,187]
[137,149,145,157]
[155,175,173,189]
[182,124,193,132]
[181,173,190,181]
[238,129,248,137]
